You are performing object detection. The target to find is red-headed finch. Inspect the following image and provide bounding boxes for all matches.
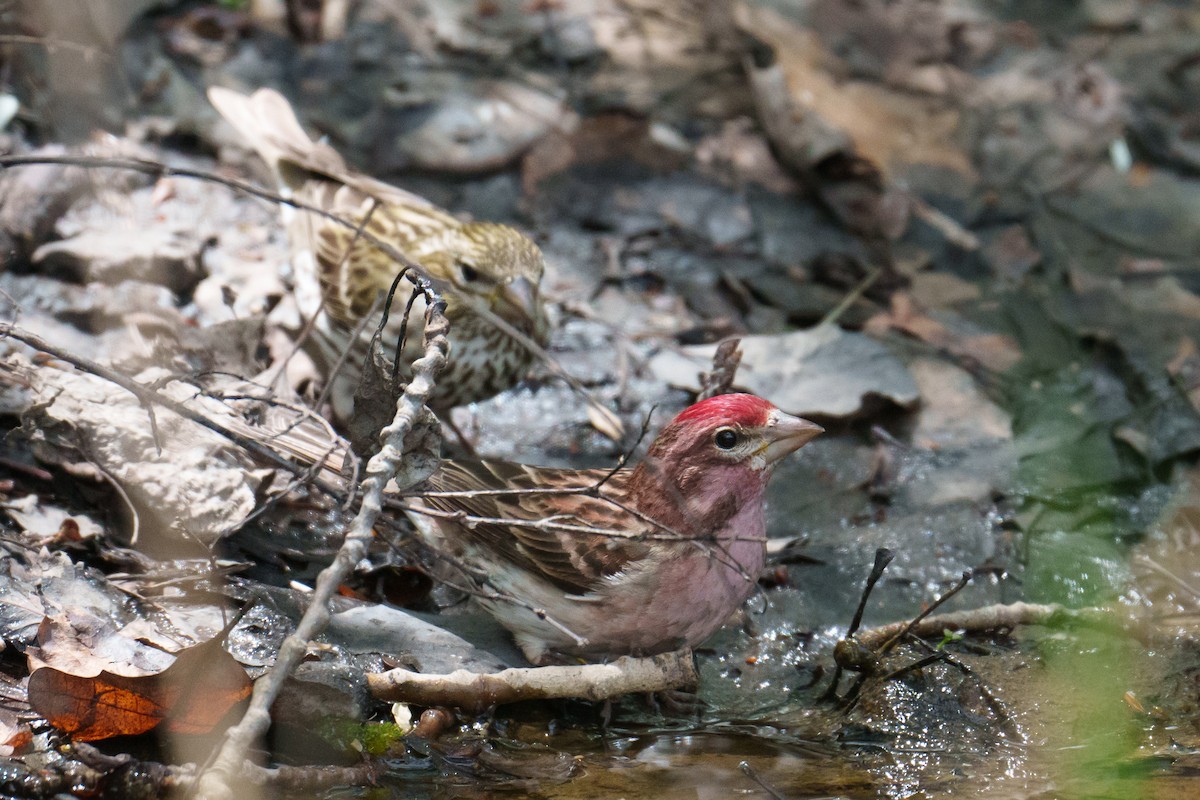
[405,394,822,664]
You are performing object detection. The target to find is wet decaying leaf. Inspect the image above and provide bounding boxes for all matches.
[14,361,278,552]
[866,292,1023,375]
[27,637,251,741]
[2,494,102,545]
[0,145,94,264]
[649,325,920,419]
[0,671,32,754]
[29,611,177,680]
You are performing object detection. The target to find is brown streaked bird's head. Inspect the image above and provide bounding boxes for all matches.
[419,222,548,342]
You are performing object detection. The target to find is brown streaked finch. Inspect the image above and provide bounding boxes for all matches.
[207,86,550,422]
[402,394,822,664]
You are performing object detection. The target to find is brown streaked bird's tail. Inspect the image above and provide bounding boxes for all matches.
[207,86,347,191]
[207,85,443,212]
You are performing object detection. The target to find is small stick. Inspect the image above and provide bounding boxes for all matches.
[738,761,787,800]
[697,338,742,400]
[877,570,972,656]
[821,548,893,702]
[193,285,449,800]
[849,548,895,637]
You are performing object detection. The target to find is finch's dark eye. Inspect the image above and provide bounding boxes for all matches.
[714,428,738,450]
[459,263,480,282]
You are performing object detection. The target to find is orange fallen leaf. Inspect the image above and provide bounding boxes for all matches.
[0,708,31,754]
[28,637,251,741]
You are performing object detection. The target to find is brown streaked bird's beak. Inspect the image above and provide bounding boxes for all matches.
[762,408,823,465]
[496,276,540,325]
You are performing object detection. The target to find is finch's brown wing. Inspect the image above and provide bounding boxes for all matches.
[414,460,653,595]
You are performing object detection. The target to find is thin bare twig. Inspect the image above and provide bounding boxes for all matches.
[738,761,787,800]
[90,459,140,546]
[69,741,378,797]
[852,601,1081,651]
[877,570,973,656]
[592,405,656,492]
[391,500,764,547]
[822,548,893,702]
[312,291,384,414]
[818,265,881,329]
[389,274,423,383]
[372,515,588,647]
[1133,554,1200,601]
[464,294,625,437]
[192,281,449,800]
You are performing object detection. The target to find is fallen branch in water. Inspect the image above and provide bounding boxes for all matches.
[850,601,1091,651]
[367,650,698,714]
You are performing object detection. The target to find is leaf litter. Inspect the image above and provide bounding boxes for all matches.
[3,0,1200,798]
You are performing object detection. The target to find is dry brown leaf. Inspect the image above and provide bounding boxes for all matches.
[521,114,687,194]
[739,5,974,180]
[909,358,1012,448]
[909,272,982,309]
[28,637,251,741]
[694,118,799,194]
[867,293,1020,374]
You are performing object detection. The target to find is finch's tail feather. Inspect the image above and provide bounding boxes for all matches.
[207,86,346,190]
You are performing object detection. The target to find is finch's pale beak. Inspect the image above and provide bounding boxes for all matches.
[496,276,540,326]
[762,409,823,464]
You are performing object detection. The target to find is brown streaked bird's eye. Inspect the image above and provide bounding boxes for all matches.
[459,262,480,283]
[714,428,738,450]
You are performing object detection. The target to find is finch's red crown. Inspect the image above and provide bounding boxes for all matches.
[672,393,775,429]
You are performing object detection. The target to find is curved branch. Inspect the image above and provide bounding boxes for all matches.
[193,284,449,800]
